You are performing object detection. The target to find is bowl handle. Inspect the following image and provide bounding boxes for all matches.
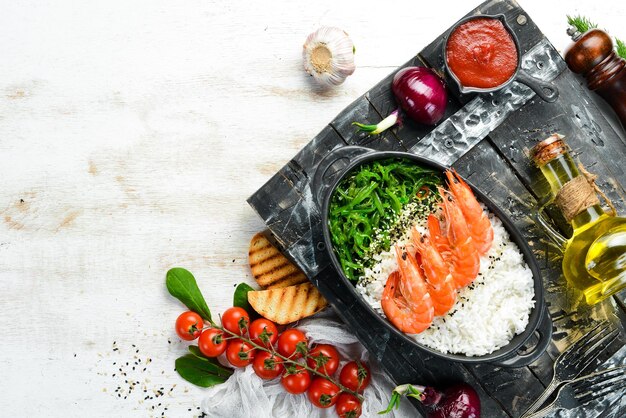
[490,305,553,368]
[515,70,559,103]
[311,145,374,207]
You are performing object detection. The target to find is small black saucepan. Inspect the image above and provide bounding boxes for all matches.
[443,14,559,103]
[311,146,552,367]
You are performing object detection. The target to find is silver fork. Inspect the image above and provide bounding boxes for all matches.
[524,366,626,418]
[521,321,620,416]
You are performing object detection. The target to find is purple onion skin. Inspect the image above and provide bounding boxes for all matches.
[426,384,481,418]
[392,67,448,125]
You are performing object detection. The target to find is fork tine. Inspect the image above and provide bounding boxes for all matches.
[572,366,626,404]
[573,328,620,372]
[574,369,626,394]
[576,378,626,405]
[573,366,626,390]
[559,321,609,364]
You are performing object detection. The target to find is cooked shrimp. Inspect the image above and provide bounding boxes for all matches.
[412,229,457,316]
[382,272,432,334]
[445,170,494,255]
[440,191,480,288]
[391,245,434,332]
[427,213,450,256]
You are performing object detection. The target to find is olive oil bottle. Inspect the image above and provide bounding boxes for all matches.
[531,134,626,304]
[586,225,626,288]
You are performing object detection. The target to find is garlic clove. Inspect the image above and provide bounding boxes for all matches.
[303,26,356,87]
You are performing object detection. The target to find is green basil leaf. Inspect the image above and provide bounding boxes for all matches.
[187,347,233,377]
[188,345,206,359]
[233,282,255,311]
[166,268,212,322]
[175,354,232,387]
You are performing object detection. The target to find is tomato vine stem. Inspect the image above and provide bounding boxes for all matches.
[205,324,364,401]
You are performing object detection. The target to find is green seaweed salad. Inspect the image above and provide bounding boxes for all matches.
[328,158,441,281]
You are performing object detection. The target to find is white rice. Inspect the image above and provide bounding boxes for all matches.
[356,209,535,357]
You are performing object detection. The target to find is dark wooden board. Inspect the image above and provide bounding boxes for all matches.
[248,0,626,416]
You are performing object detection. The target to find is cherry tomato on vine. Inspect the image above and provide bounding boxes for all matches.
[225,339,256,367]
[335,393,362,418]
[198,328,227,357]
[221,307,250,336]
[175,311,204,341]
[307,378,340,408]
[339,361,371,393]
[277,329,308,359]
[306,344,340,376]
[252,351,283,380]
[281,364,311,394]
[249,318,278,348]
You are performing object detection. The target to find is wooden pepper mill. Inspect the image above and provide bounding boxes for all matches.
[564,28,626,131]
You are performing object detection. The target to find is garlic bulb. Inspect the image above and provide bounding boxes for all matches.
[302,26,356,86]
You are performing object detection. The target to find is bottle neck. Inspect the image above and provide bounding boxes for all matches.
[539,154,580,195]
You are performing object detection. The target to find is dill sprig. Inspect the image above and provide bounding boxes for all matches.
[567,15,598,34]
[615,38,626,60]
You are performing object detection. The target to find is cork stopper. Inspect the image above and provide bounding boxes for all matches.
[531,134,567,166]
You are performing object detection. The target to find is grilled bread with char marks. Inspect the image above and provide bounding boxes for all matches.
[248,232,328,323]
[249,232,307,289]
[247,282,327,325]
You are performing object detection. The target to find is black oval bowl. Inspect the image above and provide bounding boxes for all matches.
[319,148,549,365]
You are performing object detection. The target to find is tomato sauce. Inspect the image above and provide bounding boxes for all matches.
[446,17,518,89]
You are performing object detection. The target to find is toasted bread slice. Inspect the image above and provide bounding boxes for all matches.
[249,232,307,289]
[247,282,328,325]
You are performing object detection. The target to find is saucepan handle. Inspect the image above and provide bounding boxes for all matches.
[490,305,553,368]
[311,145,374,207]
[515,70,559,103]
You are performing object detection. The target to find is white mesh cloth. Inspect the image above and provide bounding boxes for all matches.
[201,315,416,417]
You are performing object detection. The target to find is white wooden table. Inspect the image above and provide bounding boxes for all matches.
[1,1,625,416]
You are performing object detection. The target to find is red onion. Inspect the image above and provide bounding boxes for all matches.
[425,384,481,418]
[352,66,447,135]
[380,382,481,418]
[392,66,448,125]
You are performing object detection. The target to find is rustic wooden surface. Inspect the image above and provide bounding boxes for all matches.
[2,0,626,417]
[248,1,626,417]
